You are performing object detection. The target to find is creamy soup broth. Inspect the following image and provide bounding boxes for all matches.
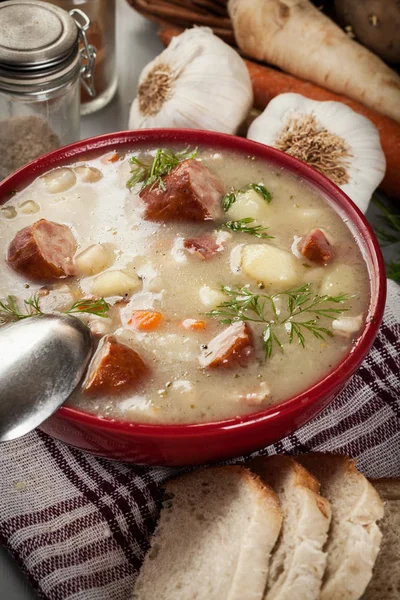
[0,146,370,424]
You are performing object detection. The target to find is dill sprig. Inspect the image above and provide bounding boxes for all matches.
[0,293,110,323]
[372,196,400,283]
[65,297,110,318]
[222,182,272,212]
[126,147,198,191]
[222,218,274,239]
[373,197,400,245]
[387,258,400,282]
[205,284,352,360]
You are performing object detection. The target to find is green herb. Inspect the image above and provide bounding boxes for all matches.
[247,183,272,203]
[372,196,400,283]
[0,293,110,323]
[126,147,198,191]
[221,191,237,212]
[222,218,273,239]
[373,198,400,245]
[205,284,351,360]
[387,258,400,282]
[65,297,110,318]
[221,182,272,212]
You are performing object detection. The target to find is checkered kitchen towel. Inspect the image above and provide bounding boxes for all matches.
[0,280,399,600]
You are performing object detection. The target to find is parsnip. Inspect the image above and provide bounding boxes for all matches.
[228,0,400,123]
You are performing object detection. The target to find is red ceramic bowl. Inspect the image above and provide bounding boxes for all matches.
[0,129,386,466]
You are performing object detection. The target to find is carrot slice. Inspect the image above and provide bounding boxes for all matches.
[128,310,164,331]
[181,319,206,331]
[101,151,119,164]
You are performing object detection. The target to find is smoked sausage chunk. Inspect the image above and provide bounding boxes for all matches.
[7,219,77,281]
[199,322,254,368]
[140,159,224,222]
[299,228,334,265]
[84,337,148,395]
[183,234,222,260]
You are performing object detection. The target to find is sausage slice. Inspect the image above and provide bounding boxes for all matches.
[140,159,224,222]
[84,336,148,395]
[299,228,334,265]
[7,219,77,281]
[199,321,254,368]
[183,234,222,260]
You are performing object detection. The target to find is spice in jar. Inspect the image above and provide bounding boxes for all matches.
[0,116,60,180]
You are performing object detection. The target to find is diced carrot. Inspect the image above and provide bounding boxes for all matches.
[101,151,119,164]
[181,319,206,331]
[128,310,164,331]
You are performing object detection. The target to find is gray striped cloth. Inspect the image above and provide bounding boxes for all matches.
[0,280,399,600]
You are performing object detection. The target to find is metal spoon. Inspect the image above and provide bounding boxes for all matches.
[0,314,93,442]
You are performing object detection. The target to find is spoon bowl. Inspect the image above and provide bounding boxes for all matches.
[0,314,93,442]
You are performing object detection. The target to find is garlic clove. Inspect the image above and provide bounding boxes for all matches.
[247,93,386,213]
[129,28,253,135]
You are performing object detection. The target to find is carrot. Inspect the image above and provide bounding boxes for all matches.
[128,310,164,331]
[101,151,119,164]
[181,319,207,331]
[158,25,400,201]
[228,0,400,123]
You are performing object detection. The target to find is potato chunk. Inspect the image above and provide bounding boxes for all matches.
[74,165,103,183]
[18,200,40,215]
[320,265,355,296]
[91,270,139,297]
[242,244,301,288]
[75,244,114,276]
[199,284,226,308]
[227,189,269,222]
[41,168,76,193]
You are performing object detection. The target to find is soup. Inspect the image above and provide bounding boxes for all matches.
[0,146,370,424]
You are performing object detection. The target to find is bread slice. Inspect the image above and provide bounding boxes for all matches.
[132,466,283,600]
[297,454,384,600]
[250,455,331,600]
[362,479,400,600]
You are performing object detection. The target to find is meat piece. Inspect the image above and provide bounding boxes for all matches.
[199,321,254,368]
[84,337,148,395]
[298,228,334,265]
[183,234,221,260]
[140,159,224,222]
[7,219,77,281]
[332,315,363,338]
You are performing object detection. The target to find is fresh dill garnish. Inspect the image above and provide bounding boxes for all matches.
[205,283,352,360]
[221,182,272,212]
[222,191,237,212]
[0,294,42,320]
[373,197,400,245]
[247,183,272,203]
[126,147,198,191]
[222,217,273,239]
[387,258,400,282]
[372,196,400,283]
[65,297,110,318]
[0,293,110,323]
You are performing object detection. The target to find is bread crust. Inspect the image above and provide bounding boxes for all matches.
[297,453,384,600]
[250,455,331,600]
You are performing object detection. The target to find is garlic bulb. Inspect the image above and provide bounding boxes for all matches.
[129,28,253,134]
[248,93,386,213]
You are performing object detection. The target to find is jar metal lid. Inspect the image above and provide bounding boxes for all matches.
[0,0,79,73]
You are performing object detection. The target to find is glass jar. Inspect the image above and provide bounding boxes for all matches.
[0,1,96,180]
[46,0,117,115]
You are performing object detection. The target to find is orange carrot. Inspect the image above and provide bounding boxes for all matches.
[181,319,207,331]
[128,310,164,331]
[101,151,120,164]
[158,25,400,201]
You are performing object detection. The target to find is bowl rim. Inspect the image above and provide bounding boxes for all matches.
[0,128,387,438]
